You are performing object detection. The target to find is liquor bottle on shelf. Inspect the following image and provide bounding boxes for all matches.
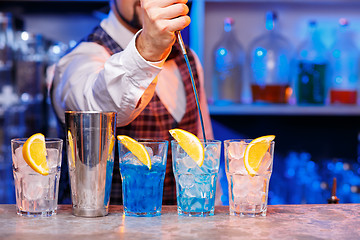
[329,18,359,105]
[14,31,46,98]
[212,17,244,105]
[248,11,293,104]
[14,31,47,137]
[295,20,328,105]
[0,12,14,90]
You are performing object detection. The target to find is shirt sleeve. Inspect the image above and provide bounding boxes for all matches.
[191,49,214,140]
[52,32,164,127]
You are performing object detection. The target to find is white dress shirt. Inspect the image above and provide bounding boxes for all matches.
[51,10,213,139]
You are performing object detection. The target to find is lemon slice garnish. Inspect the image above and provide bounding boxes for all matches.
[22,133,48,175]
[169,128,204,167]
[117,135,151,170]
[244,135,275,177]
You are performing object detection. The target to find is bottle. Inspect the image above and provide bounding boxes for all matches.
[0,12,14,89]
[329,18,359,105]
[14,31,47,137]
[212,17,244,105]
[296,20,328,105]
[14,31,46,98]
[248,11,293,104]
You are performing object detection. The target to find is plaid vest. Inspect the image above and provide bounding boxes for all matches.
[85,26,200,204]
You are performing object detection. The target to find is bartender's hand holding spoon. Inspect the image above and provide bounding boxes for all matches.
[136,0,191,62]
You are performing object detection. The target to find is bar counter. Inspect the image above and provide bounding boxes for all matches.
[0,204,359,239]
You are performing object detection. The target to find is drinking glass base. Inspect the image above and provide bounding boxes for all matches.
[17,209,57,217]
[177,209,214,217]
[230,208,267,217]
[72,207,108,217]
[124,210,161,217]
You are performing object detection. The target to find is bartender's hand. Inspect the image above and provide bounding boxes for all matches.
[136,0,190,62]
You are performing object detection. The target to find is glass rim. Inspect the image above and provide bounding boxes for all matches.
[118,138,169,144]
[11,138,63,143]
[65,110,116,115]
[224,139,275,143]
[171,139,221,144]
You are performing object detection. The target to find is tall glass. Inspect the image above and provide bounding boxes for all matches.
[11,138,63,217]
[118,139,168,217]
[172,140,221,217]
[224,139,274,217]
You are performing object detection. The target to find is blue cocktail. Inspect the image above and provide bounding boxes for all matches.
[118,139,168,217]
[172,140,221,217]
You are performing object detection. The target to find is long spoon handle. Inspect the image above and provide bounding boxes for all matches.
[176,31,207,142]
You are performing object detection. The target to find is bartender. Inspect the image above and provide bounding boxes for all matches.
[51,0,213,204]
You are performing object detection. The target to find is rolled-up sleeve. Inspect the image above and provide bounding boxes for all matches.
[52,33,164,127]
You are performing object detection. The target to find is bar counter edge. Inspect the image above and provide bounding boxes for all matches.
[0,204,359,240]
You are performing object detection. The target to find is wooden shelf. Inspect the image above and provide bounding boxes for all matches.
[209,104,360,116]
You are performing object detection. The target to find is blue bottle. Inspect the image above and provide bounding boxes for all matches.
[296,20,328,105]
[212,18,244,105]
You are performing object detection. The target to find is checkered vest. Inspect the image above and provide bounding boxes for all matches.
[85,26,200,204]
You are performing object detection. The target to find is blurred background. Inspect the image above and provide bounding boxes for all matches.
[0,0,360,206]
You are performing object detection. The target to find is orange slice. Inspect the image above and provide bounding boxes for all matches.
[22,133,48,175]
[117,135,151,170]
[169,128,204,167]
[244,135,275,176]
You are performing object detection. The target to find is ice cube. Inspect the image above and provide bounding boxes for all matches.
[231,175,248,199]
[202,147,219,171]
[175,158,187,173]
[47,148,59,170]
[13,147,36,175]
[247,191,262,205]
[257,152,272,174]
[190,163,205,175]
[196,176,212,197]
[13,147,26,169]
[190,198,203,211]
[232,184,243,199]
[184,186,199,198]
[23,175,45,200]
[121,152,142,165]
[228,141,246,159]
[250,176,265,192]
[195,174,211,184]
[179,174,195,189]
[174,146,187,160]
[205,144,219,159]
[151,155,163,165]
[228,158,247,174]
[145,146,153,158]
[182,156,197,169]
